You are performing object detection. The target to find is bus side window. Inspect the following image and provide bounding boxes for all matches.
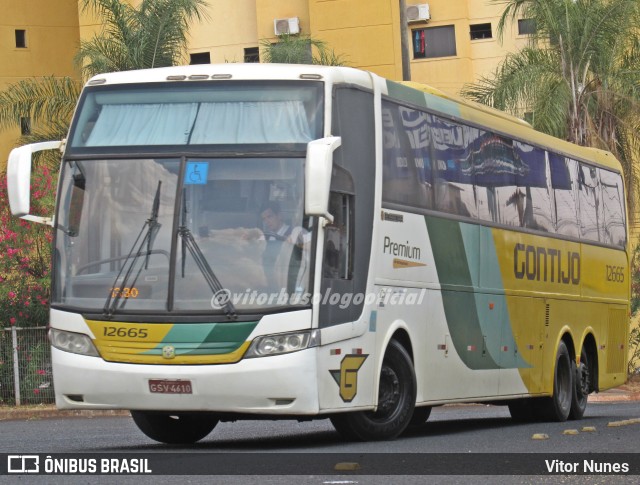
[477,133,519,226]
[323,164,354,280]
[323,192,352,280]
[514,142,553,232]
[599,168,626,247]
[550,154,579,238]
[67,163,86,238]
[577,162,601,243]
[381,102,434,209]
[433,120,476,218]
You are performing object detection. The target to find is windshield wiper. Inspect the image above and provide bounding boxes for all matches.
[103,181,162,317]
[178,189,237,319]
[145,180,162,270]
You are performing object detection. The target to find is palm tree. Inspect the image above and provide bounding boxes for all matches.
[0,76,81,152]
[261,34,347,66]
[76,0,209,78]
[461,0,640,220]
[0,0,209,149]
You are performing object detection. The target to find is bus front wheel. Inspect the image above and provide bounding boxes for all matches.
[131,411,218,444]
[330,339,416,441]
[408,406,432,428]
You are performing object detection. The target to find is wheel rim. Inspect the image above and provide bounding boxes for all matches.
[577,354,590,397]
[368,363,403,423]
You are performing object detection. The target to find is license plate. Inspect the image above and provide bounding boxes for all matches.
[149,379,192,394]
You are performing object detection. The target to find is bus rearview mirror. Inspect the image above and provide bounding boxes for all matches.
[7,140,62,225]
[305,137,341,223]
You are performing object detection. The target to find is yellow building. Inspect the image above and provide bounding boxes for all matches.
[187,1,531,94]
[1,0,534,165]
[0,0,81,166]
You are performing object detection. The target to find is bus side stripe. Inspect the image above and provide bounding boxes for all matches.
[425,215,500,370]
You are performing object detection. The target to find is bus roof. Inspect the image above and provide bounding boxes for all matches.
[84,63,374,90]
[84,64,622,174]
[397,81,534,129]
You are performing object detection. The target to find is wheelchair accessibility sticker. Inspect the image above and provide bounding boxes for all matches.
[185,161,209,185]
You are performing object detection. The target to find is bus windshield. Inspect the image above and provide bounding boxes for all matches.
[53,157,313,314]
[67,81,323,150]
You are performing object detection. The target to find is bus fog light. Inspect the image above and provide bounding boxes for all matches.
[245,330,320,358]
[49,328,100,357]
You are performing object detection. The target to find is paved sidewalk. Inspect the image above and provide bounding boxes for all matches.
[588,375,640,403]
[588,386,640,403]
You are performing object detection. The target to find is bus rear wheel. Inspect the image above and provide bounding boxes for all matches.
[131,411,218,444]
[569,345,590,420]
[330,339,416,441]
[538,340,573,422]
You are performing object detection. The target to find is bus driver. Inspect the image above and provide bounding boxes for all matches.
[254,201,310,294]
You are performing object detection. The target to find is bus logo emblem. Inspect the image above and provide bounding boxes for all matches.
[162,346,176,359]
[330,354,368,402]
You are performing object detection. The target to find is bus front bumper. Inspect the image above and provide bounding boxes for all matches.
[51,346,320,415]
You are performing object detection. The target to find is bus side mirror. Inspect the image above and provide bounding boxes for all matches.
[305,137,341,223]
[7,140,62,226]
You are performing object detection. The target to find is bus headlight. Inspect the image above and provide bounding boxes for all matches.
[245,330,320,358]
[49,328,100,357]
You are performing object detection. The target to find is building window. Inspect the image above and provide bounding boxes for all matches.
[413,25,457,59]
[244,47,259,63]
[20,117,31,136]
[189,52,210,65]
[470,23,492,40]
[15,29,27,48]
[518,19,536,35]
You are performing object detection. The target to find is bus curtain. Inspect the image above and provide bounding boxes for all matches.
[85,101,313,146]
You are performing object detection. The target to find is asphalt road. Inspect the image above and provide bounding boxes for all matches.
[3,401,640,452]
[1,401,639,484]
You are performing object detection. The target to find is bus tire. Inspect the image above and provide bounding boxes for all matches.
[330,339,416,441]
[408,406,432,428]
[507,399,536,422]
[538,340,573,422]
[569,345,590,420]
[131,411,218,444]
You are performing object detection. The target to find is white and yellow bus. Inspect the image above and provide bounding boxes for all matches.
[7,64,629,443]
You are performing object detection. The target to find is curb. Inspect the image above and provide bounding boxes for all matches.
[0,407,130,422]
[588,391,640,403]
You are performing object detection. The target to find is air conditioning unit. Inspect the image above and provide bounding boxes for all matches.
[406,4,430,22]
[274,17,300,36]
